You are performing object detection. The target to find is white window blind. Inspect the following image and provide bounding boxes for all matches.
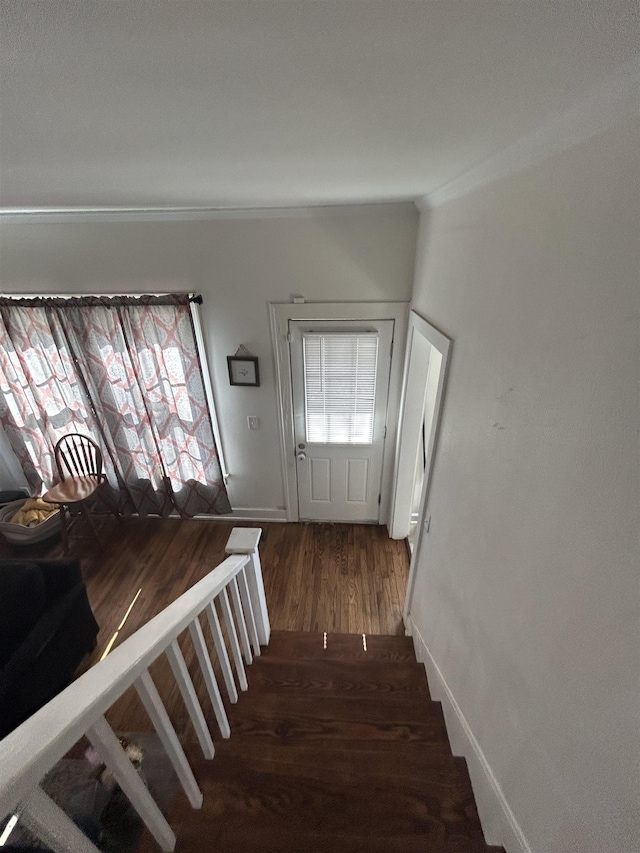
[303,332,379,444]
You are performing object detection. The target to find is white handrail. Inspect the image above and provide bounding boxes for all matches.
[0,551,249,816]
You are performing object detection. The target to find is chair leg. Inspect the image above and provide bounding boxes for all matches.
[59,503,69,555]
[80,499,104,547]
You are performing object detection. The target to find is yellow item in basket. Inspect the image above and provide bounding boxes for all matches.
[11,497,59,527]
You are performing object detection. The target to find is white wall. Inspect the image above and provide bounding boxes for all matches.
[0,204,417,512]
[408,117,639,852]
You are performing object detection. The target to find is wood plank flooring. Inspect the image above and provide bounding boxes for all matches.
[0,517,409,651]
[0,517,409,738]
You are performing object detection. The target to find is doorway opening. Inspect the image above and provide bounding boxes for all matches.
[408,418,426,553]
[388,311,451,611]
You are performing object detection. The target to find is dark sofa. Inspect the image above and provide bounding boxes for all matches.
[0,559,99,740]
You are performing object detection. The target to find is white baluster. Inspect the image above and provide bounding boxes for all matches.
[135,668,203,808]
[165,640,215,759]
[188,617,231,738]
[226,527,270,645]
[206,600,238,703]
[218,587,248,691]
[19,786,101,853]
[237,566,260,656]
[86,716,176,852]
[229,575,252,665]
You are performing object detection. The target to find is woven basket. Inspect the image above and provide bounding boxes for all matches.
[0,498,61,546]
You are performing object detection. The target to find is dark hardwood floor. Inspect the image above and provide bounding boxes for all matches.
[0,517,410,736]
[0,516,410,657]
[1,520,506,852]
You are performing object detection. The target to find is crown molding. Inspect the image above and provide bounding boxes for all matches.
[424,56,640,209]
[0,199,418,225]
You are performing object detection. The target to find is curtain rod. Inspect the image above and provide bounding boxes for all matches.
[0,293,203,306]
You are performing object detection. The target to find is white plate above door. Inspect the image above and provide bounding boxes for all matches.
[289,319,394,522]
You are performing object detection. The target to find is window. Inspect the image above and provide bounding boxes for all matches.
[0,294,230,516]
[302,332,379,444]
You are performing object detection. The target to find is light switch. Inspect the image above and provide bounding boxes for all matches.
[247,416,259,430]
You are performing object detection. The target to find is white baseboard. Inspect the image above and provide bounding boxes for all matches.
[405,615,531,853]
[195,507,288,522]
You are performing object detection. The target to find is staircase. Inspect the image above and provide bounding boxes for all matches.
[144,631,504,853]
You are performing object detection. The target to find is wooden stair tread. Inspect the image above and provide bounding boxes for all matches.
[137,631,497,852]
[176,762,487,841]
[246,657,431,698]
[173,826,495,853]
[265,630,416,661]
[226,693,449,744]
[195,739,463,786]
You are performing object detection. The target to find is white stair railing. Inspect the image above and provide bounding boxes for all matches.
[0,527,269,853]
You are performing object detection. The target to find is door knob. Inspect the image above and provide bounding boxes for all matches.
[297,452,307,462]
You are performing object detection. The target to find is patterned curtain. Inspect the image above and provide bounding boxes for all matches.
[0,294,231,517]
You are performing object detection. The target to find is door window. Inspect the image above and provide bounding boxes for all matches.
[302,332,379,444]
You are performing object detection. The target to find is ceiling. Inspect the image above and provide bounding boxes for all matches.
[0,1,638,209]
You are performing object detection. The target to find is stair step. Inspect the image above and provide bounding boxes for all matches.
[245,658,431,698]
[176,747,488,846]
[206,738,462,784]
[227,693,449,745]
[135,631,498,853]
[173,826,495,853]
[265,630,416,661]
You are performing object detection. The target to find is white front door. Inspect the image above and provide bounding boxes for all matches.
[289,319,394,522]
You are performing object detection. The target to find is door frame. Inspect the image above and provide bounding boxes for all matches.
[394,310,452,620]
[270,302,409,523]
[389,310,451,539]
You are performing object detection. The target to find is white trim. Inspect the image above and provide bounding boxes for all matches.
[67,508,286,522]
[269,301,409,523]
[425,56,640,208]
[407,313,450,358]
[0,201,417,225]
[390,313,431,538]
[400,311,451,618]
[270,306,299,522]
[406,615,531,853]
[190,299,229,481]
[195,507,287,522]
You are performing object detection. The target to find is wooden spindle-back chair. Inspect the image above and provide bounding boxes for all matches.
[43,433,106,552]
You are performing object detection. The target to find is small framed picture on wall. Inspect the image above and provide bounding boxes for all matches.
[227,355,260,386]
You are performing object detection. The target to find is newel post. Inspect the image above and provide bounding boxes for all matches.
[225,527,270,646]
